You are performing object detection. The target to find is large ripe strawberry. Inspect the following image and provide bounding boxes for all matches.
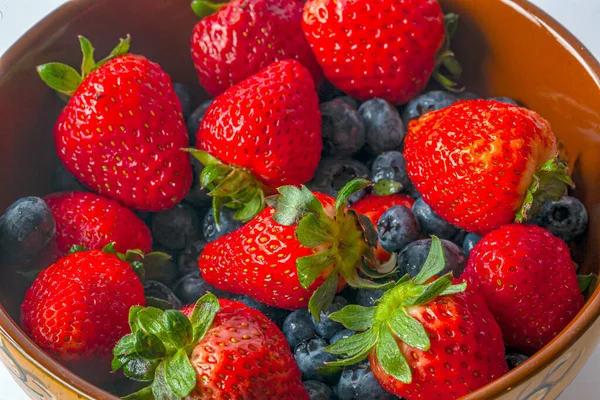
[462,224,584,354]
[327,237,508,400]
[302,0,459,105]
[189,59,322,221]
[37,36,192,211]
[190,0,322,96]
[199,179,392,318]
[43,191,152,255]
[405,99,572,235]
[113,294,308,399]
[350,194,415,262]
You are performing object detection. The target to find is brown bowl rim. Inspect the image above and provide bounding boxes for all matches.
[1,0,600,399]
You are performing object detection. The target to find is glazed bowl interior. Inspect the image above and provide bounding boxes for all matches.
[0,0,599,399]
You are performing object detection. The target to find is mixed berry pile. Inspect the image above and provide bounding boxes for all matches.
[0,1,594,399]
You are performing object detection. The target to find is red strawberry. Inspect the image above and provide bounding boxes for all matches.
[190,0,322,96]
[405,100,572,235]
[199,180,390,318]
[113,294,308,399]
[190,59,322,221]
[327,237,508,400]
[462,224,584,354]
[43,191,152,255]
[20,247,145,381]
[303,0,454,105]
[38,36,192,211]
[350,194,415,262]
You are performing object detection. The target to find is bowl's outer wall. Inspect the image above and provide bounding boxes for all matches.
[0,0,599,399]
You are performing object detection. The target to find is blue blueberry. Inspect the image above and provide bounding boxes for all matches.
[506,353,529,370]
[151,203,202,251]
[413,198,463,242]
[456,91,481,101]
[397,239,467,278]
[187,100,213,147]
[371,151,411,193]
[337,362,395,400]
[203,206,243,243]
[283,309,316,348]
[402,90,458,125]
[462,233,483,256]
[320,99,366,157]
[233,295,290,328]
[303,380,336,400]
[311,296,348,340]
[173,83,195,121]
[308,158,370,199]
[144,281,183,310]
[359,98,406,154]
[173,271,233,305]
[177,239,206,278]
[355,289,385,307]
[294,337,339,383]
[329,329,355,345]
[377,206,420,253]
[488,96,519,105]
[51,164,88,192]
[534,196,588,242]
[185,156,212,208]
[0,197,56,263]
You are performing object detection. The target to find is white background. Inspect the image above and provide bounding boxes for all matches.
[0,0,599,398]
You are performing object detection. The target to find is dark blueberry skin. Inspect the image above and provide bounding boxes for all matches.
[232,295,290,329]
[311,296,348,340]
[173,271,233,305]
[377,206,420,253]
[402,90,458,125]
[283,309,317,348]
[456,91,481,101]
[173,83,195,121]
[336,96,359,109]
[177,239,206,278]
[144,280,183,310]
[203,207,243,243]
[534,196,588,242]
[413,198,464,242]
[185,157,212,208]
[329,329,355,345]
[462,233,483,256]
[359,98,406,154]
[398,239,467,278]
[337,362,395,400]
[0,197,56,263]
[319,80,347,103]
[506,353,529,370]
[186,100,213,147]
[355,289,385,308]
[51,164,88,192]
[320,99,366,157]
[294,337,339,383]
[308,158,370,199]
[488,96,519,105]
[151,203,202,251]
[371,151,411,192]
[303,380,336,400]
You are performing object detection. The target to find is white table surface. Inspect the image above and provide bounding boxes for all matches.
[1,0,599,398]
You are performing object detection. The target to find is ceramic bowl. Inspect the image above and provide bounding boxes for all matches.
[0,0,599,399]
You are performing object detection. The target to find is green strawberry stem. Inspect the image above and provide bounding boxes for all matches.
[114,293,221,399]
[372,179,403,196]
[432,13,463,92]
[578,273,595,294]
[37,35,131,98]
[323,236,466,384]
[185,149,269,224]
[515,156,574,222]
[267,178,397,321]
[191,0,227,18]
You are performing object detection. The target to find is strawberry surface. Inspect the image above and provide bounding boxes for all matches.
[462,224,584,354]
[302,0,445,104]
[44,191,152,255]
[191,0,322,96]
[405,100,562,235]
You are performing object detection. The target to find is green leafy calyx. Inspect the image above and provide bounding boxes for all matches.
[432,13,463,92]
[191,0,227,18]
[114,293,221,399]
[324,236,467,384]
[37,34,131,97]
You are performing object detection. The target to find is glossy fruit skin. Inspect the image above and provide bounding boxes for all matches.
[150,202,202,251]
[203,206,243,243]
[369,287,508,400]
[191,0,322,97]
[377,206,421,253]
[402,90,458,125]
[294,337,339,383]
[199,193,336,309]
[534,195,588,242]
[44,191,151,255]
[310,296,348,340]
[405,100,558,235]
[338,362,395,400]
[182,299,308,400]
[303,380,335,400]
[302,0,445,105]
[359,98,406,154]
[197,59,322,188]
[462,224,584,354]
[320,99,366,157]
[20,250,145,364]
[397,238,467,278]
[55,54,192,211]
[283,309,317,348]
